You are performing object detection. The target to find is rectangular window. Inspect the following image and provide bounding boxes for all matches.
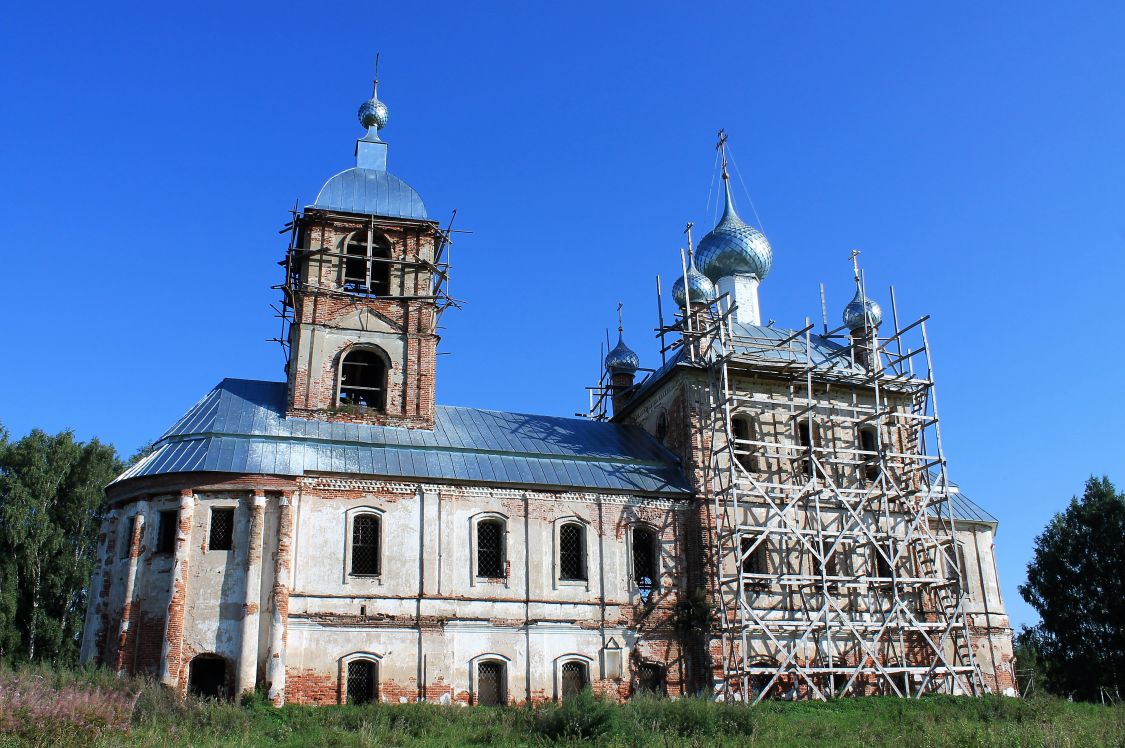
[740,535,767,575]
[351,515,381,575]
[156,510,177,554]
[559,523,587,581]
[209,508,234,551]
[120,516,136,559]
[477,520,505,578]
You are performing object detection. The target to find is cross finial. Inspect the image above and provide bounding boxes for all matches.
[716,129,730,179]
[617,302,624,335]
[684,221,695,257]
[373,53,381,96]
[849,249,861,282]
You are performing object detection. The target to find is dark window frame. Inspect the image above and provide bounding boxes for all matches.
[209,508,234,552]
[560,660,589,699]
[338,348,387,411]
[346,659,378,705]
[341,230,392,296]
[475,660,506,706]
[476,519,506,579]
[350,514,381,576]
[558,522,587,582]
[631,526,658,600]
[156,510,177,554]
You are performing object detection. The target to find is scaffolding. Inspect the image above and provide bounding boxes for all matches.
[630,264,985,701]
[270,206,463,369]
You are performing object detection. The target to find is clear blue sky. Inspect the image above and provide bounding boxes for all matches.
[1,1,1122,630]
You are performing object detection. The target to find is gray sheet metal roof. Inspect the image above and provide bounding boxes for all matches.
[311,167,428,220]
[115,379,690,495]
[927,473,998,524]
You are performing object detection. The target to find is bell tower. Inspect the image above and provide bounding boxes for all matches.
[281,75,443,429]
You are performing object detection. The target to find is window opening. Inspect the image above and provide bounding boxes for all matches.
[476,661,505,705]
[561,661,588,698]
[477,520,505,578]
[632,527,657,601]
[120,516,136,559]
[797,421,819,477]
[351,514,381,575]
[347,660,378,704]
[559,523,587,581]
[732,415,758,472]
[636,663,666,696]
[859,427,880,481]
[209,509,234,551]
[342,231,391,295]
[655,413,668,443]
[156,510,177,554]
[873,543,893,581]
[740,534,767,575]
[339,349,386,410]
[188,656,228,699]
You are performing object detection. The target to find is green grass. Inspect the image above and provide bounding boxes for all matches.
[1,666,1123,747]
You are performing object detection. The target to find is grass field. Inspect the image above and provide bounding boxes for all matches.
[1,666,1122,747]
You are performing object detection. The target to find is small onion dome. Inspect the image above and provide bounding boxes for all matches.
[672,260,717,308]
[842,287,883,331]
[358,95,389,131]
[696,181,772,283]
[605,334,640,375]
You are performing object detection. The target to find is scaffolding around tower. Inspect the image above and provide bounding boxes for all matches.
[651,270,984,702]
[270,206,464,370]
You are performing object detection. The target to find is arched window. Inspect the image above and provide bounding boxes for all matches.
[477,519,506,578]
[655,412,668,443]
[859,426,879,482]
[351,514,381,576]
[346,659,378,704]
[188,654,229,699]
[342,230,391,295]
[476,660,506,705]
[631,526,657,601]
[561,660,589,698]
[559,522,587,581]
[731,415,758,473]
[338,348,387,410]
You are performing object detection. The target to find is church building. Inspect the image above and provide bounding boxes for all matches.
[79,76,1017,704]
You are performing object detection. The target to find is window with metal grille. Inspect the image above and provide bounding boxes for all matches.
[339,349,386,410]
[732,415,758,473]
[740,535,767,575]
[632,527,656,599]
[341,230,391,296]
[476,661,505,705]
[559,523,586,581]
[636,663,665,696]
[477,520,505,578]
[859,426,880,481]
[561,661,588,698]
[209,509,233,551]
[156,510,177,554]
[346,660,377,704]
[351,514,381,576]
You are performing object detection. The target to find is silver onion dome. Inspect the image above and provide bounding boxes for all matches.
[842,287,883,331]
[358,95,389,131]
[696,181,772,283]
[672,261,717,308]
[605,334,640,374]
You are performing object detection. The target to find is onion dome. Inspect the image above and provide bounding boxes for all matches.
[696,177,772,283]
[605,334,640,375]
[842,287,883,331]
[358,94,389,133]
[672,258,717,308]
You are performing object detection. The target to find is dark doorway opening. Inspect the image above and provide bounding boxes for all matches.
[188,655,228,699]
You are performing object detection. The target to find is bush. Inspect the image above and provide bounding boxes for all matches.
[624,695,754,737]
[534,688,617,741]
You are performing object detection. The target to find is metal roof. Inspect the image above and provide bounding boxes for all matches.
[927,474,998,524]
[311,167,428,220]
[115,379,690,495]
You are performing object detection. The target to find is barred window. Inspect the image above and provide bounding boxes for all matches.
[632,527,657,599]
[477,520,505,578]
[156,510,177,554]
[351,514,381,576]
[636,663,666,697]
[339,349,386,410]
[561,661,588,698]
[209,509,233,551]
[346,660,378,704]
[559,523,586,581]
[476,661,505,706]
[740,535,767,575]
[342,230,391,296]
